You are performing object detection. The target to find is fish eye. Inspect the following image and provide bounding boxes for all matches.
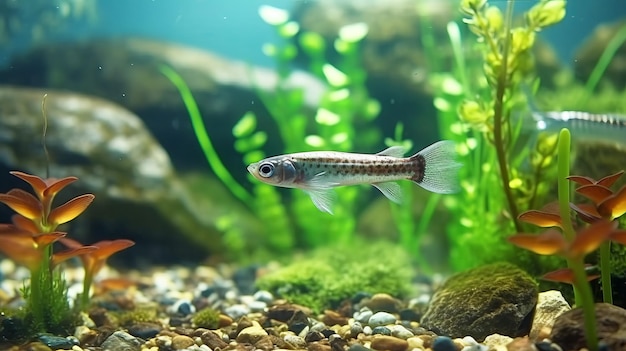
[258,162,275,178]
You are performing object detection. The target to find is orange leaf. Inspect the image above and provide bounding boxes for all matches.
[570,203,601,223]
[567,175,595,186]
[598,185,626,220]
[596,171,625,188]
[11,214,40,234]
[568,220,617,258]
[518,210,562,228]
[508,230,567,255]
[33,232,66,247]
[52,246,97,268]
[610,230,626,245]
[0,193,41,220]
[541,267,600,284]
[10,171,48,199]
[48,194,95,225]
[0,231,41,271]
[42,176,78,198]
[575,184,613,204]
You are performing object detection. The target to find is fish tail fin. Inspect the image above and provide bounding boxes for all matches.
[410,140,461,194]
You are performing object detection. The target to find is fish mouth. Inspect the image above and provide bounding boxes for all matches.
[246,164,256,174]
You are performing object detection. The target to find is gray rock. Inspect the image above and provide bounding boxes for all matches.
[354,307,373,324]
[101,331,141,351]
[368,311,397,327]
[420,262,538,341]
[0,38,325,172]
[0,86,259,262]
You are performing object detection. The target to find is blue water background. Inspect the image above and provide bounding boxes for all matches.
[2,0,624,68]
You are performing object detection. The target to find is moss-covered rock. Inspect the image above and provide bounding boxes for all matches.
[420,262,538,341]
[256,241,413,313]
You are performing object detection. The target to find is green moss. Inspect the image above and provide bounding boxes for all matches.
[192,307,221,329]
[256,240,413,312]
[113,307,159,327]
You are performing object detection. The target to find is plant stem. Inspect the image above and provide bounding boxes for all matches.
[557,128,598,351]
[492,0,521,233]
[599,241,613,304]
[158,64,253,206]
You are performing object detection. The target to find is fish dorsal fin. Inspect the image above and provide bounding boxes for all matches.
[376,146,406,158]
[372,182,403,204]
[304,188,336,214]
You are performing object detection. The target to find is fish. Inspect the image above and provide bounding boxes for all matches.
[521,85,626,146]
[247,140,461,214]
[530,109,626,146]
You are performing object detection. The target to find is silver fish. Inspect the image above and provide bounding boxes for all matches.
[531,109,626,145]
[247,140,461,214]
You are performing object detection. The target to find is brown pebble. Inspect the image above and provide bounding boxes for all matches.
[506,336,535,351]
[323,310,349,326]
[254,335,275,351]
[219,314,234,327]
[365,293,402,313]
[201,330,229,349]
[370,335,408,351]
[308,340,332,351]
[172,335,195,350]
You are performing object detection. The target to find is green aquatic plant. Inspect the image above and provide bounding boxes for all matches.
[508,128,626,351]
[191,307,221,329]
[424,0,567,271]
[256,240,413,313]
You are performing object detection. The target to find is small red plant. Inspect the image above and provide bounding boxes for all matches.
[0,171,133,334]
[60,237,135,309]
[509,171,626,286]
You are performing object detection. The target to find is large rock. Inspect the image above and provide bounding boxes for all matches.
[420,262,538,341]
[550,303,626,351]
[0,86,259,264]
[0,38,325,174]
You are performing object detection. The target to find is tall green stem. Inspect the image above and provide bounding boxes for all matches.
[557,128,598,351]
[599,242,613,303]
[492,0,521,233]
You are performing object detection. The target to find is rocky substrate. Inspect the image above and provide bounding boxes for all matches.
[1,259,625,351]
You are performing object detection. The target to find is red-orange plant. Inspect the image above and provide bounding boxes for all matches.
[60,237,135,309]
[509,171,626,289]
[0,171,129,334]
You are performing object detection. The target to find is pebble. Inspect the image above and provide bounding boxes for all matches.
[224,304,251,320]
[388,325,414,339]
[284,334,307,348]
[370,335,409,351]
[371,326,392,336]
[247,300,268,312]
[364,293,402,313]
[368,312,396,327]
[350,321,363,338]
[100,331,141,351]
[236,324,269,344]
[172,335,195,350]
[432,336,456,351]
[36,334,77,349]
[253,290,274,303]
[354,308,373,324]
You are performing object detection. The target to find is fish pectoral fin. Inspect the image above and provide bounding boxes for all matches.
[372,182,403,204]
[307,171,340,188]
[376,146,407,158]
[303,188,336,215]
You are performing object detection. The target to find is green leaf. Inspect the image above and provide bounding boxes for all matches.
[233,112,257,138]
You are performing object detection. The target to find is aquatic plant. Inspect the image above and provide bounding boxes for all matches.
[59,237,135,311]
[508,128,626,351]
[424,0,567,271]
[0,171,96,335]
